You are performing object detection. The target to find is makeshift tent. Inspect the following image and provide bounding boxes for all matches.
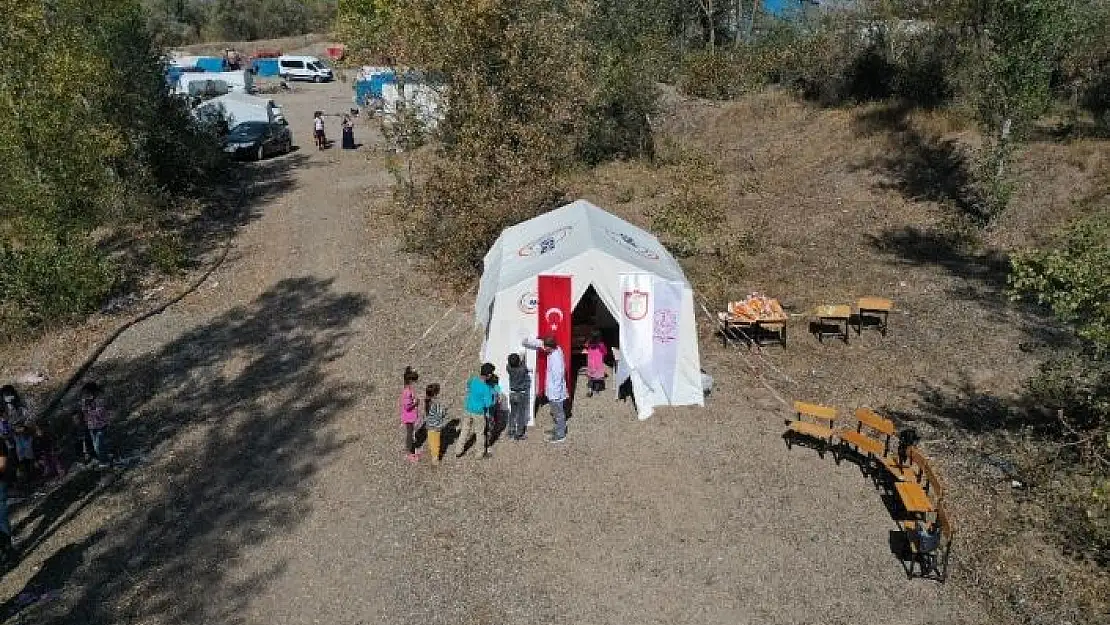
[195,56,225,72]
[475,199,704,420]
[252,58,280,77]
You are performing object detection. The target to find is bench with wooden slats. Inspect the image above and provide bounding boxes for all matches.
[900,505,954,581]
[784,401,838,457]
[894,448,944,516]
[835,407,895,464]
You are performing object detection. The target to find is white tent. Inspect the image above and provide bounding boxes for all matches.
[476,199,704,420]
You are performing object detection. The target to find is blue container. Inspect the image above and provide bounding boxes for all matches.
[166,66,184,86]
[195,56,225,73]
[368,72,396,96]
[354,80,375,104]
[253,58,280,77]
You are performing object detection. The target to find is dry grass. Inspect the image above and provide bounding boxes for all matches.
[567,87,1110,624]
[176,33,332,57]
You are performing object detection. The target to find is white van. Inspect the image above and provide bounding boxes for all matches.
[278,55,333,82]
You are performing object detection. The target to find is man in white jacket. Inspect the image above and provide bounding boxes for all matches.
[523,336,568,443]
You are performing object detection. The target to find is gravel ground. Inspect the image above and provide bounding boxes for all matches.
[0,79,993,624]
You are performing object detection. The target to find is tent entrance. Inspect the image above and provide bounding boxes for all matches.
[570,285,619,382]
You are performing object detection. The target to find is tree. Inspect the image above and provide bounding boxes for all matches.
[935,0,1071,217]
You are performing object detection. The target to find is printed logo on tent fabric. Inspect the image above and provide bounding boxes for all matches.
[653,308,679,344]
[605,228,659,260]
[623,290,649,321]
[518,292,538,314]
[518,226,573,257]
[545,307,565,332]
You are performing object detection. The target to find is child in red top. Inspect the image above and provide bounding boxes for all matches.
[399,367,421,463]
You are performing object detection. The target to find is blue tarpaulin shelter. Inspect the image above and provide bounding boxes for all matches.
[354,71,396,104]
[253,58,280,77]
[195,57,225,72]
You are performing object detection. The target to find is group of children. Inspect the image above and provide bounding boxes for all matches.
[0,381,112,564]
[398,331,609,464]
[0,382,113,490]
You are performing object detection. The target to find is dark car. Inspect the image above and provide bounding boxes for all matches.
[224,121,293,160]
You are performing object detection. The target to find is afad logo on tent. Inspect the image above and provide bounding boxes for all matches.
[605,228,659,261]
[518,291,538,314]
[518,226,573,257]
[624,289,649,321]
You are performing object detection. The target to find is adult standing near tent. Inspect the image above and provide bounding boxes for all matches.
[341,114,356,149]
[523,336,568,443]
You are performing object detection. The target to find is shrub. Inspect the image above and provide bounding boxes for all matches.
[679,50,746,100]
[0,243,118,336]
[649,151,724,257]
[1010,211,1110,566]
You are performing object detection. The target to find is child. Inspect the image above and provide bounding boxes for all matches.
[2,385,35,485]
[424,384,446,465]
[77,382,111,467]
[313,111,326,149]
[505,353,530,440]
[399,367,421,463]
[486,374,503,443]
[584,331,608,397]
[458,363,495,459]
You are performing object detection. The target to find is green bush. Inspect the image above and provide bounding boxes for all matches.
[1010,211,1110,566]
[0,244,118,335]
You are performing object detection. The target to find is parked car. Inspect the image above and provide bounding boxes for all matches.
[278,55,333,82]
[223,121,293,160]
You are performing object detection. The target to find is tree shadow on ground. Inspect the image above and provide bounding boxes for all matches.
[885,374,1019,435]
[6,276,370,624]
[852,103,991,224]
[868,226,1010,292]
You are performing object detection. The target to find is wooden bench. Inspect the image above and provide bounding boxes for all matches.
[834,407,895,465]
[784,401,838,457]
[893,448,943,517]
[855,297,893,337]
[900,504,954,581]
[812,305,851,343]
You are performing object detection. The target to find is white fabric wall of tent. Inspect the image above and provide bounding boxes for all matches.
[476,199,704,421]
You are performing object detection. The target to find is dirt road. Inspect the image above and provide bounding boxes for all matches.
[0,79,989,624]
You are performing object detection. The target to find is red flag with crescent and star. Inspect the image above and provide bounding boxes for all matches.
[536,275,572,397]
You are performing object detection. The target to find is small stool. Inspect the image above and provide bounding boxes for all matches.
[813,305,851,344]
[856,297,893,337]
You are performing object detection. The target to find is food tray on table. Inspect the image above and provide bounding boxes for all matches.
[719,294,788,325]
[717,293,789,347]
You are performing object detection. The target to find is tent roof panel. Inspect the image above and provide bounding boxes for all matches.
[476,200,690,325]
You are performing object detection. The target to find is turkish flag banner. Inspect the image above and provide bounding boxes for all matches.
[536,275,572,397]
